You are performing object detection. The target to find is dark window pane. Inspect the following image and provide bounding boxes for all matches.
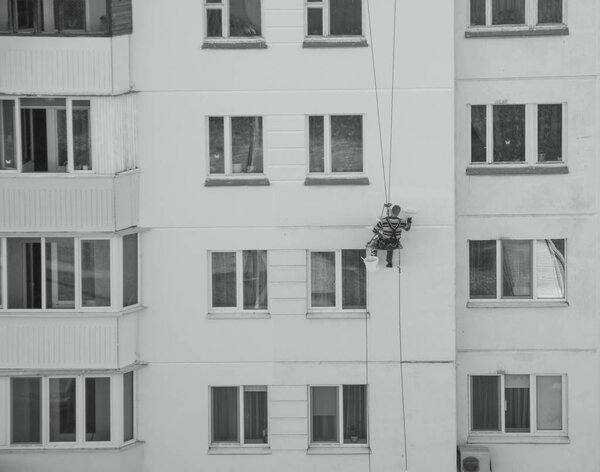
[73,103,91,170]
[493,105,525,162]
[471,376,500,431]
[502,240,532,298]
[212,387,239,442]
[244,387,268,443]
[537,104,562,162]
[229,0,261,36]
[49,378,76,442]
[341,250,366,309]
[331,115,362,172]
[470,0,486,26]
[86,378,111,441]
[538,0,562,24]
[311,252,335,307]
[212,252,237,308]
[81,240,111,307]
[45,238,75,309]
[469,241,497,299]
[536,376,562,430]
[492,0,525,25]
[231,117,263,173]
[63,0,85,30]
[307,7,323,35]
[0,101,16,169]
[343,385,367,443]
[536,239,565,299]
[123,371,134,441]
[243,250,267,310]
[311,386,338,442]
[209,117,225,174]
[39,0,58,32]
[123,234,139,307]
[206,8,223,37]
[505,375,530,432]
[0,0,10,31]
[8,238,42,309]
[471,106,487,163]
[11,378,41,444]
[309,116,324,173]
[330,0,361,36]
[16,0,36,31]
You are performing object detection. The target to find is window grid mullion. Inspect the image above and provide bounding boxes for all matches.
[40,237,47,310]
[527,103,537,164]
[486,105,493,164]
[42,377,49,445]
[561,102,567,163]
[324,116,332,174]
[237,251,243,310]
[15,99,22,172]
[500,374,506,433]
[530,374,537,433]
[335,250,342,309]
[529,0,537,26]
[485,0,492,26]
[75,238,82,309]
[66,99,74,173]
[532,239,538,300]
[239,386,244,445]
[76,376,84,444]
[496,240,502,299]
[224,117,232,175]
[223,0,229,37]
[338,385,343,444]
[323,0,329,36]
[1,238,6,310]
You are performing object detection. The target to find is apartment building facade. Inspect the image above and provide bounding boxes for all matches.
[456,0,600,470]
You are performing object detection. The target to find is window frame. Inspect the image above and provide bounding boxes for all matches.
[468,239,567,303]
[206,116,266,177]
[0,0,111,36]
[304,0,365,38]
[468,103,567,167]
[467,0,567,31]
[0,234,141,313]
[306,115,366,177]
[307,249,368,313]
[468,374,567,437]
[209,385,270,449]
[208,250,269,314]
[308,384,369,447]
[6,373,127,449]
[203,0,264,40]
[0,97,93,174]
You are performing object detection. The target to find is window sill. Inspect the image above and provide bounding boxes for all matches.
[306,311,369,320]
[307,445,371,455]
[202,38,267,49]
[467,434,569,445]
[207,312,271,320]
[208,445,271,455]
[0,31,112,38]
[0,440,145,453]
[304,175,369,186]
[465,25,568,38]
[303,37,368,48]
[0,305,146,318]
[205,176,270,187]
[466,165,568,175]
[467,300,569,309]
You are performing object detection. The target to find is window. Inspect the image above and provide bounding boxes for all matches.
[10,374,123,446]
[210,250,268,311]
[309,250,366,311]
[469,239,566,301]
[306,0,362,37]
[210,386,268,446]
[0,0,108,34]
[308,115,363,174]
[310,385,367,445]
[470,374,565,435]
[208,117,263,175]
[123,371,134,442]
[0,98,91,173]
[469,0,564,27]
[0,235,139,311]
[205,0,261,38]
[470,104,564,165]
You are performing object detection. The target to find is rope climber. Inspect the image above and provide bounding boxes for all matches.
[366,204,412,268]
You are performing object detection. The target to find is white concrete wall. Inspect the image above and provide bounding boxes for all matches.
[134,0,455,471]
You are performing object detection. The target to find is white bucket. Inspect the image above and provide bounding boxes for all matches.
[362,256,379,273]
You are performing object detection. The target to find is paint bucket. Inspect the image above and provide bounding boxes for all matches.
[362,256,379,273]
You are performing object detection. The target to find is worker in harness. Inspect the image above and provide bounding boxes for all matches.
[368,205,412,268]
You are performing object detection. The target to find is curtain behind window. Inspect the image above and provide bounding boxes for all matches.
[244,387,267,443]
[331,115,363,172]
[330,0,361,35]
[493,105,525,162]
[11,378,41,444]
[49,378,76,442]
[502,240,532,298]
[212,387,238,442]
[537,104,562,162]
[343,385,367,443]
[492,0,525,25]
[0,0,9,31]
[231,117,263,173]
[311,387,338,442]
[536,239,565,299]
[536,376,562,430]
[243,250,267,310]
[505,375,530,432]
[469,241,497,298]
[81,240,111,307]
[229,0,261,36]
[311,252,336,307]
[538,0,562,23]
[212,252,237,308]
[470,0,486,25]
[341,250,366,309]
[0,101,16,169]
[471,376,500,431]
